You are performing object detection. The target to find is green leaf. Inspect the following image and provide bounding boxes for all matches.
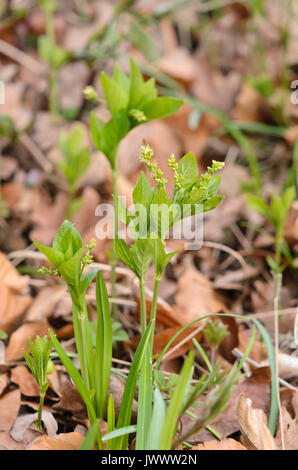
[58,125,91,189]
[129,239,152,278]
[133,172,154,209]
[79,422,99,450]
[99,112,130,165]
[149,239,179,279]
[282,186,296,213]
[136,348,152,450]
[49,330,98,426]
[245,194,270,219]
[202,196,223,212]
[113,64,130,93]
[94,271,113,419]
[107,394,116,450]
[149,189,177,238]
[100,72,129,115]
[102,425,137,442]
[159,351,194,449]
[146,386,166,450]
[33,240,64,269]
[140,97,183,121]
[90,112,105,150]
[58,247,84,290]
[114,237,134,272]
[114,321,154,450]
[52,220,83,260]
[177,152,198,186]
[129,58,146,109]
[79,268,99,295]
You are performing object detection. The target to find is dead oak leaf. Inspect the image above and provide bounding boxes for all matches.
[26,432,83,450]
[237,394,276,450]
[175,264,227,327]
[11,366,39,397]
[5,322,49,362]
[192,438,247,450]
[0,389,21,432]
[0,252,32,332]
[275,391,298,450]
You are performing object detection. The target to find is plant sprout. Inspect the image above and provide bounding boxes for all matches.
[23,335,52,430]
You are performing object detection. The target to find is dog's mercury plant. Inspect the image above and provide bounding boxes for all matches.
[58,125,91,219]
[23,336,52,430]
[38,0,68,120]
[88,60,183,318]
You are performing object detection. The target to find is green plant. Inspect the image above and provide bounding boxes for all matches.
[115,148,225,338]
[245,185,296,274]
[58,125,91,218]
[22,335,52,430]
[38,0,68,120]
[88,59,183,319]
[202,319,229,366]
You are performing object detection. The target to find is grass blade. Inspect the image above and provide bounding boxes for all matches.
[79,422,98,450]
[159,351,194,450]
[102,425,137,442]
[49,329,103,448]
[114,320,153,450]
[135,348,152,450]
[94,271,113,418]
[107,394,116,450]
[146,386,166,450]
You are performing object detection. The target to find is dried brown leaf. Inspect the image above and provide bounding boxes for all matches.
[192,438,247,450]
[237,394,276,450]
[26,432,83,450]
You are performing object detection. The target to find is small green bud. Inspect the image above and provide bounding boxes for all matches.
[203,319,229,347]
[46,358,54,375]
[129,108,147,122]
[83,86,98,102]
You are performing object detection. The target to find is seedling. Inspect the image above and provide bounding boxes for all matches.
[88,59,183,318]
[245,185,296,274]
[202,319,229,366]
[38,0,68,120]
[58,125,91,218]
[23,335,52,430]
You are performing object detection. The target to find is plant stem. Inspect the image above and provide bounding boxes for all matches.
[149,278,160,355]
[111,165,119,320]
[36,391,45,430]
[79,314,90,390]
[45,3,59,120]
[49,68,59,121]
[139,277,147,335]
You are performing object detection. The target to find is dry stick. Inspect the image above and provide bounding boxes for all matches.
[232,347,298,393]
[274,274,285,450]
[0,39,46,75]
[153,325,204,367]
[19,134,54,174]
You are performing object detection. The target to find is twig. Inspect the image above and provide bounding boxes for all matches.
[232,347,298,392]
[0,39,46,75]
[154,325,204,366]
[19,133,54,174]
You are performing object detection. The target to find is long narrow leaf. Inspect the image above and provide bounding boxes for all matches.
[107,394,116,451]
[159,351,194,450]
[49,329,103,449]
[135,348,152,450]
[114,321,153,450]
[146,386,166,450]
[94,271,113,418]
[154,312,278,435]
[102,425,137,442]
[79,422,98,450]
